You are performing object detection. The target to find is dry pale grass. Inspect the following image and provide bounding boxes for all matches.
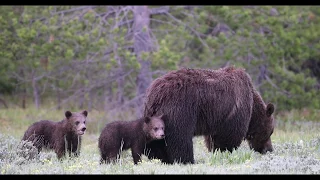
[1,107,320,174]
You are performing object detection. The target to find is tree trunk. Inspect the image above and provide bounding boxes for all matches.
[104,84,113,111]
[78,91,84,110]
[56,79,61,110]
[257,64,267,94]
[113,42,125,106]
[88,89,94,111]
[21,86,27,109]
[32,73,40,109]
[19,69,27,109]
[0,97,8,108]
[117,76,125,106]
[133,6,153,117]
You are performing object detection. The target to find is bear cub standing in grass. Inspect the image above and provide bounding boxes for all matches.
[21,110,88,159]
[98,114,167,165]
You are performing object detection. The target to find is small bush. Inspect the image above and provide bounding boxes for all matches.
[0,133,40,166]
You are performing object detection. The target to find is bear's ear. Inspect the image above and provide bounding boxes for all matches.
[158,114,168,122]
[266,103,275,117]
[65,111,72,119]
[82,110,88,117]
[144,116,151,124]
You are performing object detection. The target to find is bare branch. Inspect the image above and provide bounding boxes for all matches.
[150,6,170,15]
[164,11,210,50]
[49,69,134,111]
[118,19,134,27]
[52,6,98,15]
[99,45,134,57]
[150,17,176,26]
[265,75,291,96]
[31,6,98,24]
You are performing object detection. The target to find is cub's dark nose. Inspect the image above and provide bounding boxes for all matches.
[81,127,86,132]
[161,134,165,138]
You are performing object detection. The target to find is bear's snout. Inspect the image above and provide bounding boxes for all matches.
[261,145,273,154]
[77,126,87,135]
[157,132,165,139]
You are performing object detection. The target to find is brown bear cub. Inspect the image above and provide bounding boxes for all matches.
[98,114,167,165]
[21,110,88,159]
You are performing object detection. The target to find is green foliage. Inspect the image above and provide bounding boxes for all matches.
[182,6,320,111]
[0,6,319,113]
[152,37,182,70]
[209,147,254,165]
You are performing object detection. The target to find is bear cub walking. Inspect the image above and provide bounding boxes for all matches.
[98,114,167,165]
[21,110,88,159]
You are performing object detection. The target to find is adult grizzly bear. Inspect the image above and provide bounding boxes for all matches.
[98,114,167,165]
[144,66,275,164]
[21,110,88,159]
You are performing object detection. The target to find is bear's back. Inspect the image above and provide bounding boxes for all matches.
[22,120,59,142]
[147,67,252,95]
[99,119,143,151]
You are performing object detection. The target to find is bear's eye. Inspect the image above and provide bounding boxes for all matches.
[154,127,158,131]
[84,121,86,124]
[75,121,80,125]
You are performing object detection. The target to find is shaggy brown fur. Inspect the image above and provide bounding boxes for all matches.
[98,115,167,165]
[144,66,275,164]
[21,110,88,159]
[204,89,275,154]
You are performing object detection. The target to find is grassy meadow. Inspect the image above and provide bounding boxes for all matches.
[1,107,320,174]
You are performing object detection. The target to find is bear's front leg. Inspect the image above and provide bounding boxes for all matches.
[131,145,143,165]
[71,137,81,158]
[166,133,195,164]
[204,135,214,152]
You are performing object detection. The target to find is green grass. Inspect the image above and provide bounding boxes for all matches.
[1,107,320,174]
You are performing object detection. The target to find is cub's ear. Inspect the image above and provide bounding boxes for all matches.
[266,103,275,117]
[144,116,151,124]
[82,110,88,117]
[158,114,168,122]
[65,111,72,119]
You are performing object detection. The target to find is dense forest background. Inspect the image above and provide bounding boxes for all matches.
[0,6,319,118]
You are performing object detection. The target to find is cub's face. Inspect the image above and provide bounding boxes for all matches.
[65,110,88,135]
[143,115,167,140]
